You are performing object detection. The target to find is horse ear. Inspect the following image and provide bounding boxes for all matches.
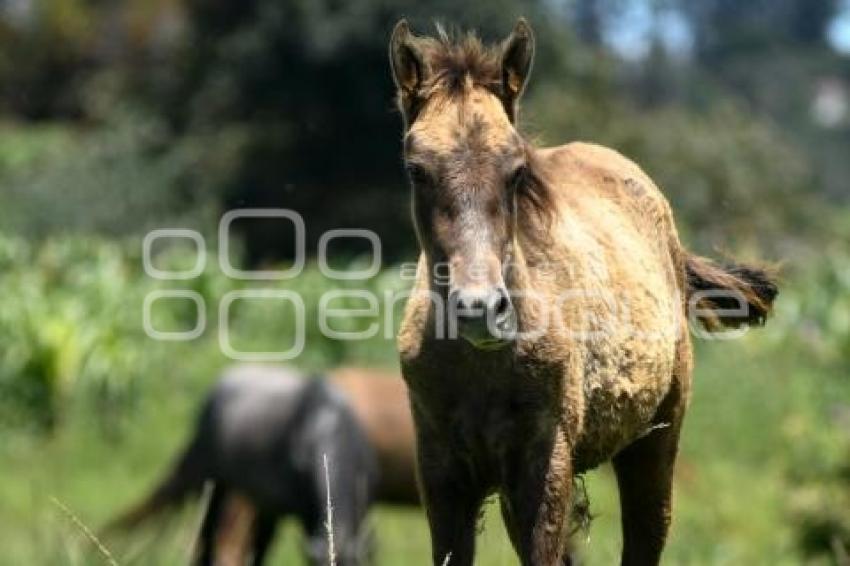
[501,18,535,118]
[389,19,426,121]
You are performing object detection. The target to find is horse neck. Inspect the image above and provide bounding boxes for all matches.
[506,225,565,342]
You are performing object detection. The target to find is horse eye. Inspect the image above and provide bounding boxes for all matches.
[406,163,431,185]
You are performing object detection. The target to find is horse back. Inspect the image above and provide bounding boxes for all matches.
[534,140,686,332]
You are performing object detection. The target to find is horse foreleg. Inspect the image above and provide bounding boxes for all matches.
[250,513,277,565]
[417,442,485,566]
[613,384,686,566]
[501,428,573,566]
[214,491,258,566]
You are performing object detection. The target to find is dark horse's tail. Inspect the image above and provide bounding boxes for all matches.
[104,436,207,532]
[685,254,779,330]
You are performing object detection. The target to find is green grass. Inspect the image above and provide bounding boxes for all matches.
[0,339,846,565]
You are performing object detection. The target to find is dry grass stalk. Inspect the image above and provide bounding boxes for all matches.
[324,453,337,566]
[51,496,120,566]
[186,481,215,565]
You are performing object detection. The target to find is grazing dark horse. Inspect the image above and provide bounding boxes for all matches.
[108,365,379,566]
[389,19,778,566]
[204,367,421,564]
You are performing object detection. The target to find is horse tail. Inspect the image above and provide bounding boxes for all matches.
[685,253,779,330]
[104,436,208,532]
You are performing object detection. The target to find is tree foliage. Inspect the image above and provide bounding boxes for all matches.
[0,0,843,259]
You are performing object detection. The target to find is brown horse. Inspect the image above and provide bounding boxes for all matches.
[389,19,778,566]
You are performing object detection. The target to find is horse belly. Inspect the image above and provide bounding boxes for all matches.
[573,339,677,472]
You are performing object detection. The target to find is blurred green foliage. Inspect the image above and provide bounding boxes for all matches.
[0,118,219,240]
[0,236,146,427]
[1,0,847,259]
[0,233,405,428]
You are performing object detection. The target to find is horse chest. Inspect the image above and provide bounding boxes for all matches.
[434,386,554,486]
[404,344,562,474]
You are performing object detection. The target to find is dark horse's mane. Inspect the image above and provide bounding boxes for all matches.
[411,26,556,230]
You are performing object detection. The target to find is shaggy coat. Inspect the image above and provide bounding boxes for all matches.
[390,19,777,566]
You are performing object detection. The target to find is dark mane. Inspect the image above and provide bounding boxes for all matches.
[416,26,504,98]
[520,142,556,237]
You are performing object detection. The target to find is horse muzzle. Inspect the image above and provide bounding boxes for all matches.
[449,286,516,349]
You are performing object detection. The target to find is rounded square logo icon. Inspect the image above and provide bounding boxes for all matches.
[219,209,305,279]
[219,290,305,361]
[143,290,206,340]
[143,229,206,280]
[317,229,382,280]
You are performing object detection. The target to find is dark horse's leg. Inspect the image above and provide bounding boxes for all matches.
[417,439,485,566]
[500,427,573,566]
[613,379,687,566]
[250,513,278,565]
[208,493,278,565]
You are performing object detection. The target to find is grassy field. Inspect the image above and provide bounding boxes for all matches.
[0,340,846,565]
[0,237,848,565]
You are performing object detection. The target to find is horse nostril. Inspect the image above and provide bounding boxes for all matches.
[450,289,486,320]
[491,288,511,319]
[454,294,483,319]
[451,288,512,324]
